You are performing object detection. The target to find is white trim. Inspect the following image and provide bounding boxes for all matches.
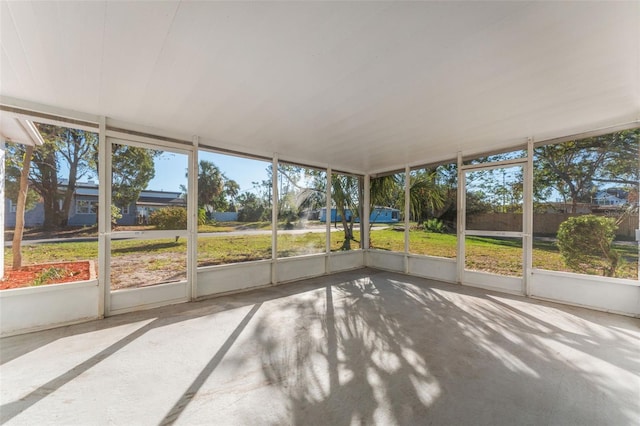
[107,134,192,155]
[524,138,534,296]
[407,252,457,263]
[189,136,199,301]
[111,230,188,239]
[18,119,45,146]
[0,278,98,297]
[531,268,640,287]
[464,230,524,238]
[105,118,192,145]
[456,152,464,283]
[0,96,100,126]
[533,121,640,148]
[98,116,107,317]
[271,154,278,285]
[326,167,332,273]
[404,165,410,274]
[75,199,98,214]
[460,156,528,171]
[363,174,370,249]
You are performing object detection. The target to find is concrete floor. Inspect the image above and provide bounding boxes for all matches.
[1,268,639,426]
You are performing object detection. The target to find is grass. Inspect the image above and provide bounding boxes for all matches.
[32,267,71,286]
[369,228,638,279]
[4,228,638,282]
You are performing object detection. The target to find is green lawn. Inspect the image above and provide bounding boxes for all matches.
[5,229,638,287]
[370,228,638,279]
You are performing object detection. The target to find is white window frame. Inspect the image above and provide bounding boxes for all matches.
[76,199,98,214]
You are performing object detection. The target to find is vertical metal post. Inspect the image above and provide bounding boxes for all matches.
[404,166,410,273]
[189,136,199,300]
[0,142,5,280]
[636,140,640,281]
[326,167,332,274]
[363,174,370,251]
[524,138,534,296]
[98,117,110,316]
[271,154,279,284]
[456,152,464,284]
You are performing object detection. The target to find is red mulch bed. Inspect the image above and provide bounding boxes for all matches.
[1,261,92,290]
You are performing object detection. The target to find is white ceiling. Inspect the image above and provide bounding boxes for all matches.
[1,1,638,173]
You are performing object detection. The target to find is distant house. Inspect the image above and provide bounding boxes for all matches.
[319,207,400,223]
[4,181,184,228]
[593,189,628,207]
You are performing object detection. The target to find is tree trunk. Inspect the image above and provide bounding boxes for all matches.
[60,163,78,227]
[12,145,34,269]
[336,205,352,250]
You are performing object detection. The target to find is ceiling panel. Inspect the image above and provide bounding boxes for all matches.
[1,1,638,174]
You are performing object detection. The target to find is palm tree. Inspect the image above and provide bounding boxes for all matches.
[224,179,240,211]
[408,169,445,224]
[331,174,362,250]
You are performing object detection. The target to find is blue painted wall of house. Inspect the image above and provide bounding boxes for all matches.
[212,211,239,222]
[4,198,137,228]
[319,207,399,223]
[4,201,44,228]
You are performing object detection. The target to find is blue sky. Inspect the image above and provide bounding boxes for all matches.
[147,150,271,195]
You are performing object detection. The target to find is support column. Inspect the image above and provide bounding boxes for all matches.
[0,142,5,280]
[524,138,534,296]
[326,168,332,274]
[98,117,109,316]
[456,152,464,284]
[271,155,279,284]
[404,166,410,274]
[363,174,370,251]
[189,137,199,300]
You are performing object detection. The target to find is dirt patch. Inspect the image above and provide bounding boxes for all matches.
[1,261,94,290]
[110,253,186,290]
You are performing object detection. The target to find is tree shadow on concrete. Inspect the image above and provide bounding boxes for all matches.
[2,268,638,425]
[246,270,640,425]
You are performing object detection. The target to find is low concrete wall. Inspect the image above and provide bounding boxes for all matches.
[409,255,456,283]
[277,255,327,282]
[330,250,365,273]
[366,250,405,272]
[531,269,640,317]
[0,280,100,337]
[197,260,272,297]
[110,281,189,315]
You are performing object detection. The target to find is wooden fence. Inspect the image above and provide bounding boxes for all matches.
[466,212,638,239]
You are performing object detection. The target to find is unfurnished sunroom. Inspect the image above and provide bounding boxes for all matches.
[0,1,639,424]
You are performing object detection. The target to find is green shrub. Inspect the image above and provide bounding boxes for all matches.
[149,207,188,230]
[111,204,123,224]
[557,215,619,277]
[149,206,207,230]
[424,218,445,233]
[149,206,209,229]
[198,208,208,225]
[149,206,207,229]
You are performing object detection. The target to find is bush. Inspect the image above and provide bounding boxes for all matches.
[149,207,187,230]
[557,215,620,277]
[148,207,206,230]
[198,208,208,225]
[238,204,265,222]
[424,218,445,233]
[111,204,123,224]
